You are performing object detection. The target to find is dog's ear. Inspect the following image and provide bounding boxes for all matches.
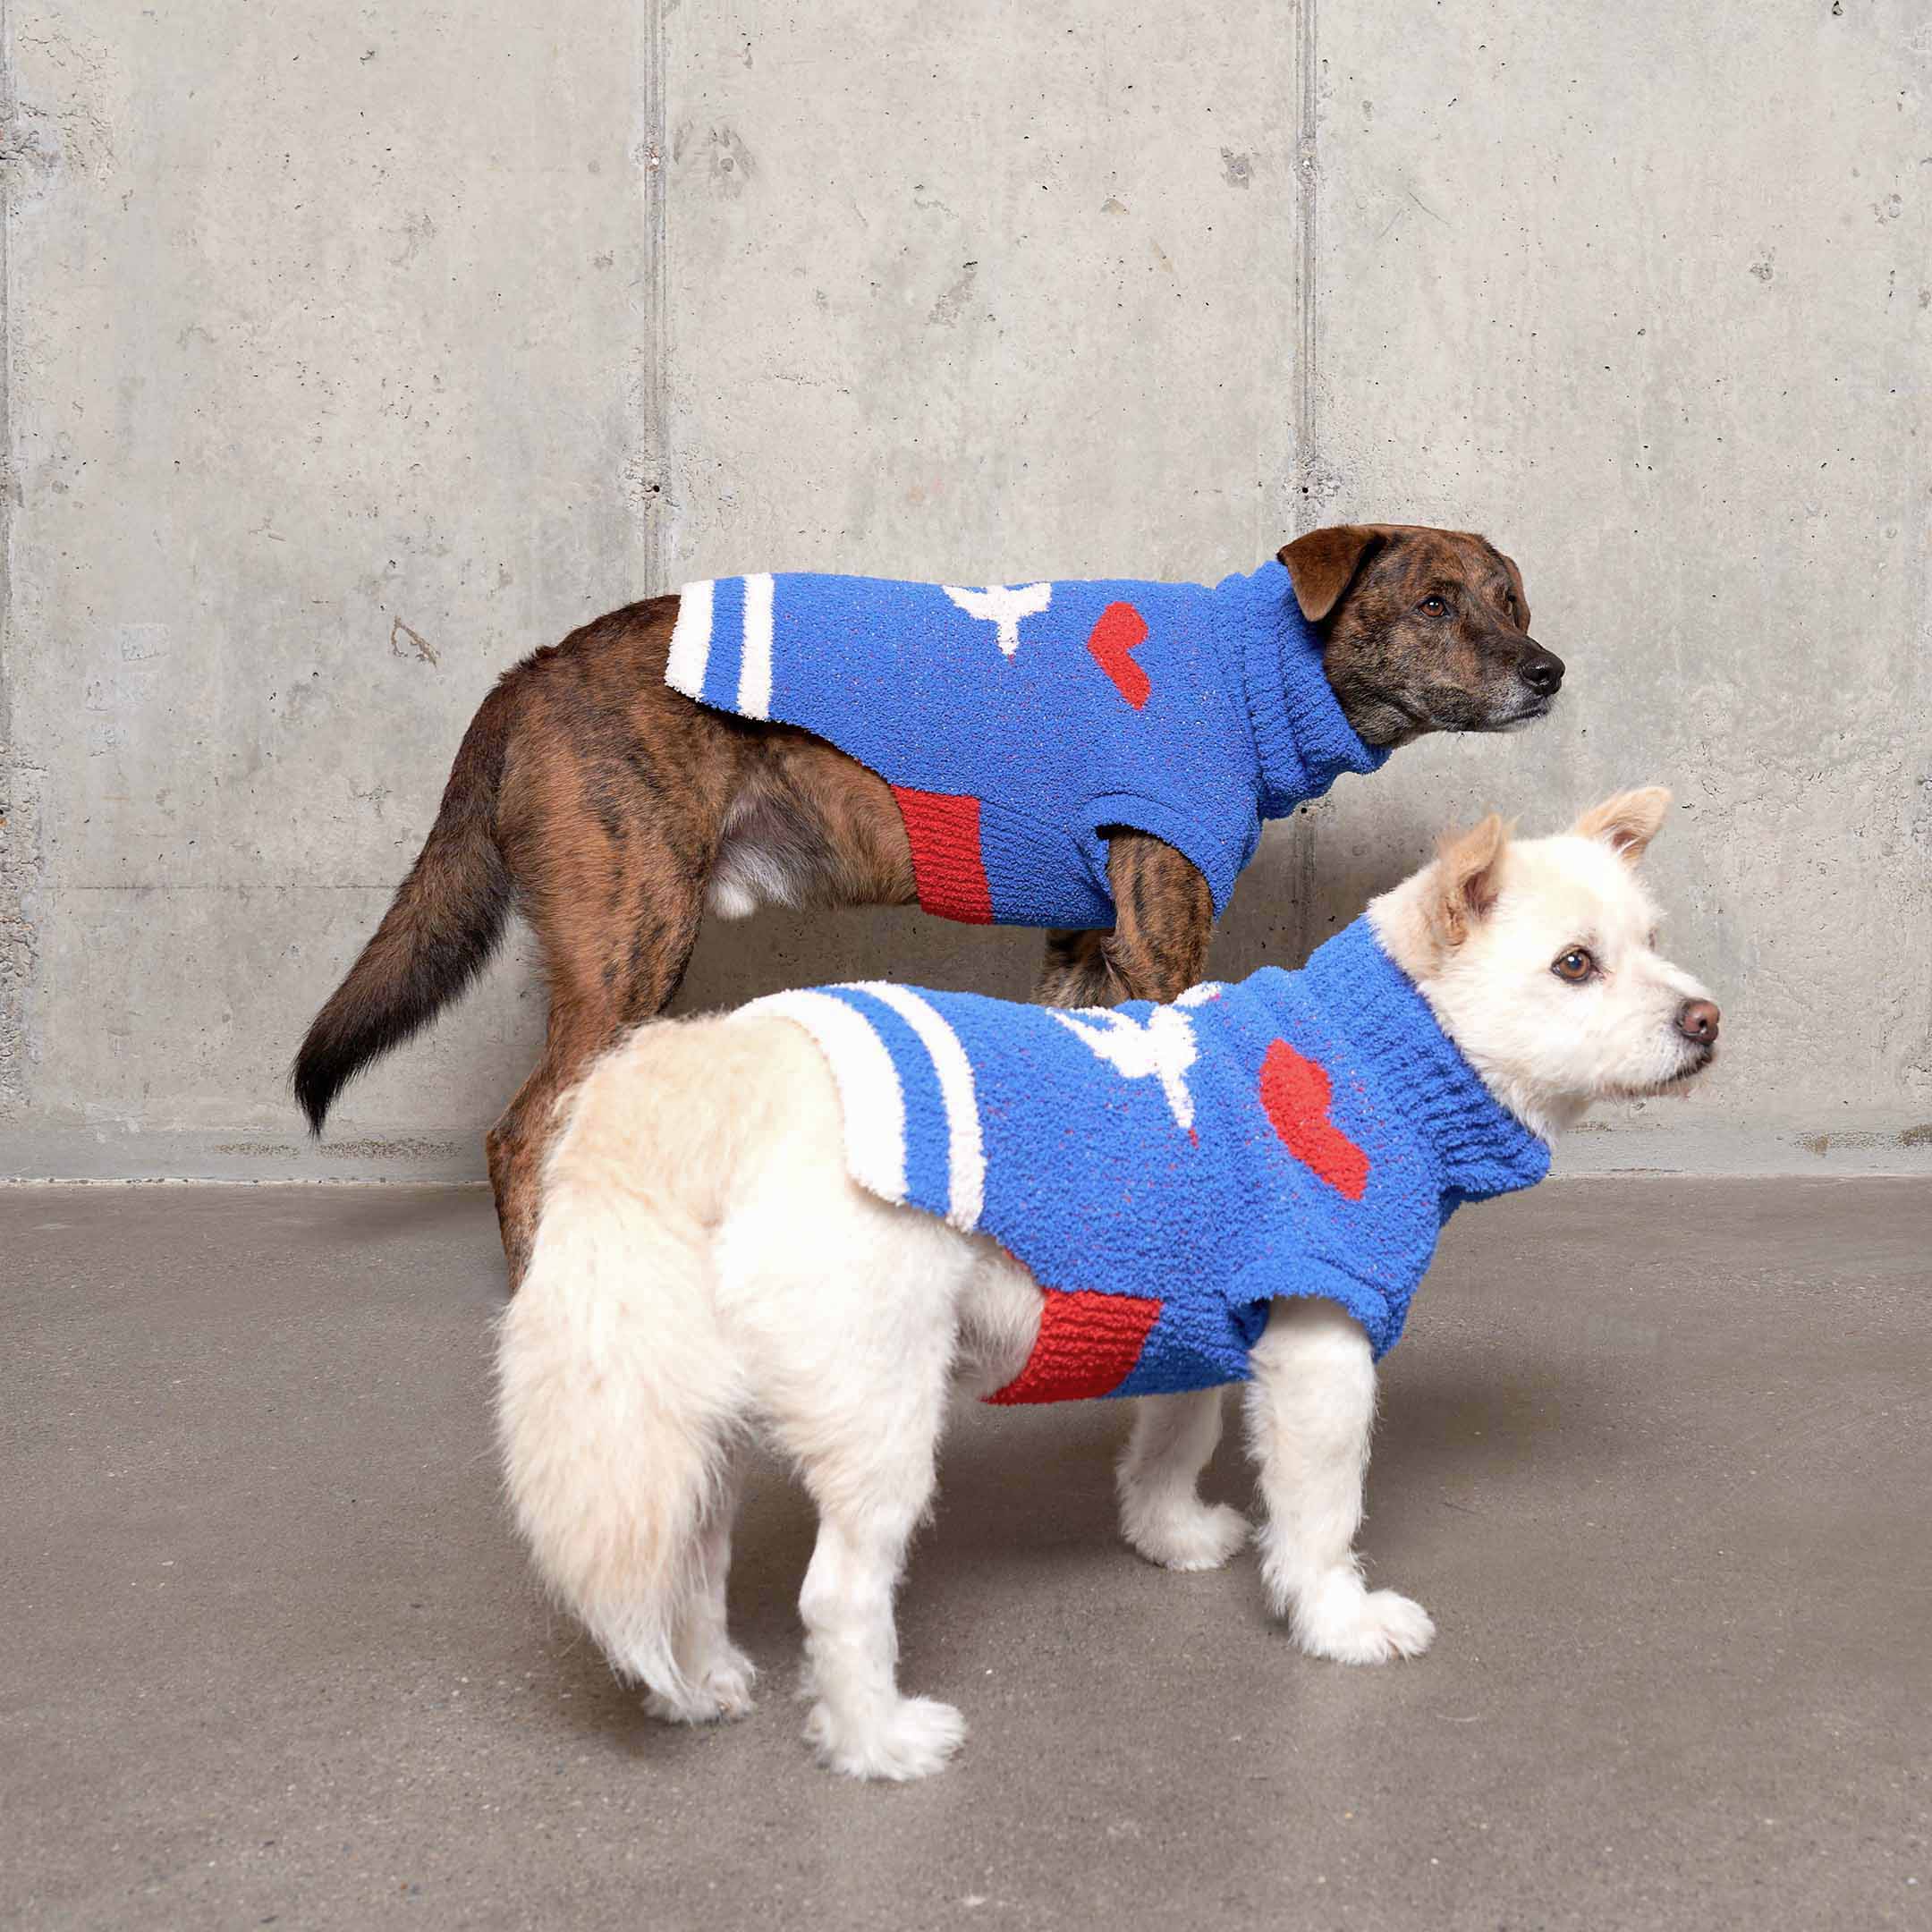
[1572,787,1671,867]
[1429,812,1510,948]
[1496,547,1531,633]
[1277,526,1385,623]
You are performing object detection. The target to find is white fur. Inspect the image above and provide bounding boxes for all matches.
[496,790,1716,1778]
[1370,807,1713,1140]
[704,793,817,920]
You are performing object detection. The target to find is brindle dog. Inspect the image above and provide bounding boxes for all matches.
[293,524,1562,1283]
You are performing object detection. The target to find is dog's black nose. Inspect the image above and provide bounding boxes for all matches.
[1519,648,1565,696]
[1675,999,1720,1045]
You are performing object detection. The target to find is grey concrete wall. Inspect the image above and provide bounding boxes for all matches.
[1,0,1926,1184]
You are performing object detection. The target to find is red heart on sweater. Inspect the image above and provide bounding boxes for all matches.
[1087,601,1151,709]
[1259,1040,1370,1200]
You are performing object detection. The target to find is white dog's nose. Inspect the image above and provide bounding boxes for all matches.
[1675,999,1720,1045]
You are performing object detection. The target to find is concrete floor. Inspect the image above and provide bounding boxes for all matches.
[2,1180,1928,1930]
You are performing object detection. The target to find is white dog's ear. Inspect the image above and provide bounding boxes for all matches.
[1572,786,1671,867]
[1429,812,1510,948]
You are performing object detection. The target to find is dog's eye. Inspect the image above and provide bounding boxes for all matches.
[1552,948,1596,983]
[1419,595,1449,618]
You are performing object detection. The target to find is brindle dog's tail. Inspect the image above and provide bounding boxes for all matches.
[292,678,518,1133]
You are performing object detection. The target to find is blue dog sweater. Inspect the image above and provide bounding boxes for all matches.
[667,560,1390,928]
[743,918,1550,1402]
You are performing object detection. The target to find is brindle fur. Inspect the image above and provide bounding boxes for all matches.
[1292,525,1542,746]
[292,525,1557,1285]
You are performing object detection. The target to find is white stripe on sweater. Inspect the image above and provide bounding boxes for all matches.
[737,572,775,718]
[740,989,907,1204]
[848,982,984,1231]
[665,579,715,699]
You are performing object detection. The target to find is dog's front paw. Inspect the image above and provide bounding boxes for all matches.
[644,1647,758,1724]
[1292,1576,1436,1665]
[805,1695,967,1781]
[1122,1498,1250,1572]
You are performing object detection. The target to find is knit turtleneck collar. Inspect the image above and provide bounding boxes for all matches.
[1213,561,1393,820]
[1286,917,1551,1202]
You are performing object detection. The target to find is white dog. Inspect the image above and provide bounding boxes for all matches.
[496,788,1718,1780]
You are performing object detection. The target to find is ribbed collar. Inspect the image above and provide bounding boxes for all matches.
[1212,561,1393,819]
[1276,917,1551,1202]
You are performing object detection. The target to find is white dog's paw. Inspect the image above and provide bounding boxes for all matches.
[1293,1580,1436,1665]
[805,1695,967,1781]
[695,1646,758,1717]
[1123,1498,1250,1572]
[644,1648,758,1724]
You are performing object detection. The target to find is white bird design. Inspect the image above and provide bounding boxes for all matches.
[941,581,1055,658]
[1050,1004,1201,1133]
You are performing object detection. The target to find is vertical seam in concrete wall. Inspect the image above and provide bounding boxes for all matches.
[0,0,29,1118]
[1287,0,1320,962]
[0,0,13,778]
[1292,0,1318,522]
[639,0,668,593]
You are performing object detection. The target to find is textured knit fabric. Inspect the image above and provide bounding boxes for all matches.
[742,918,1551,1402]
[666,561,1390,928]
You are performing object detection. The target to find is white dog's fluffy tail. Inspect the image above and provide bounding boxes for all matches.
[495,1024,755,1700]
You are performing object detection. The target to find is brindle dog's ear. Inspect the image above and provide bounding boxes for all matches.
[1276,526,1386,624]
[1496,547,1532,634]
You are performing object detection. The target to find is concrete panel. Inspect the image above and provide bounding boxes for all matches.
[1281,0,1932,1164]
[2,0,1926,1180]
[1,0,653,1168]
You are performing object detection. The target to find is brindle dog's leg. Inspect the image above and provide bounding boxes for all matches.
[485,879,706,1289]
[486,658,731,1289]
[1034,829,1214,1010]
[1033,831,1229,1566]
[488,1006,626,1291]
[485,857,709,1288]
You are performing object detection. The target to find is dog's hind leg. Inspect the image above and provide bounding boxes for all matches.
[482,651,738,1288]
[644,1446,756,1724]
[1243,1297,1435,1664]
[792,1419,964,1782]
[1115,1390,1249,1572]
[487,843,709,1290]
[487,1005,623,1289]
[739,1193,970,1780]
